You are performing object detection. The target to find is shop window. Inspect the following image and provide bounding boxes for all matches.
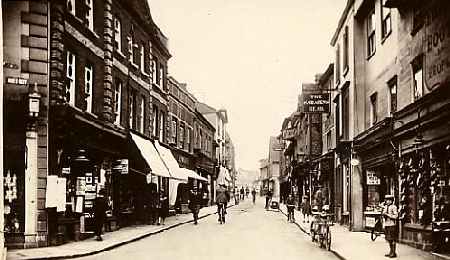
[381,0,392,39]
[367,8,376,57]
[388,76,397,115]
[343,26,349,74]
[139,96,145,134]
[84,64,93,113]
[370,92,378,126]
[67,0,75,15]
[159,112,165,143]
[66,50,76,106]
[113,17,122,53]
[85,0,94,31]
[412,55,424,101]
[113,79,122,125]
[152,106,158,137]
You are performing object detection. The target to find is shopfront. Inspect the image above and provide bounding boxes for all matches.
[47,106,128,245]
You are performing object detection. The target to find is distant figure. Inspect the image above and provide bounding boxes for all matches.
[265,189,273,209]
[251,189,257,204]
[240,187,245,200]
[301,195,311,223]
[94,189,107,241]
[157,189,168,225]
[234,187,240,205]
[188,187,202,225]
[216,184,229,224]
[245,186,250,198]
[286,194,296,222]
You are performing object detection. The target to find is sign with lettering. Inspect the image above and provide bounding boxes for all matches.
[303,93,330,113]
[424,2,450,91]
[112,159,128,175]
[367,171,381,185]
[282,127,297,140]
[6,77,27,85]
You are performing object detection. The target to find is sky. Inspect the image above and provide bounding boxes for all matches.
[148,0,346,172]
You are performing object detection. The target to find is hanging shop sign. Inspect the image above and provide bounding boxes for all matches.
[112,159,128,175]
[367,171,381,185]
[303,93,330,113]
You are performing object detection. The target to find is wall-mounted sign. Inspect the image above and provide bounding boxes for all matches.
[6,77,28,85]
[423,2,450,91]
[113,159,129,175]
[303,93,330,113]
[282,127,298,140]
[367,171,381,185]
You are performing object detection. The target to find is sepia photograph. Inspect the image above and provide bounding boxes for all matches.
[2,0,450,259]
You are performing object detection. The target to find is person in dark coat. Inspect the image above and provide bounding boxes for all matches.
[188,187,201,225]
[158,189,168,225]
[94,189,107,241]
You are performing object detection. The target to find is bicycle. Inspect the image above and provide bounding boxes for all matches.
[217,203,226,224]
[310,209,333,251]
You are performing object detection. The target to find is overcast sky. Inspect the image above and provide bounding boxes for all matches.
[148,0,346,172]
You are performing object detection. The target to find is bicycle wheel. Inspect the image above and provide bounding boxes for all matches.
[326,226,331,251]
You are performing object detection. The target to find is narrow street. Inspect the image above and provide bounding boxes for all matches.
[77,199,337,260]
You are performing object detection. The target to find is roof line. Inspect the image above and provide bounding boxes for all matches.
[330,0,355,46]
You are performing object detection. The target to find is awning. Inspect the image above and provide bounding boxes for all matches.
[182,168,208,182]
[130,133,171,178]
[154,141,188,181]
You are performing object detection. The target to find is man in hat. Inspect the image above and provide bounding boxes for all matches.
[383,194,398,258]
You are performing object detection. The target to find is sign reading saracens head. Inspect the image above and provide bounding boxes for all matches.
[303,93,330,113]
[423,2,450,91]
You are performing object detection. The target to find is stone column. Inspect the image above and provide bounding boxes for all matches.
[103,0,114,122]
[24,126,38,247]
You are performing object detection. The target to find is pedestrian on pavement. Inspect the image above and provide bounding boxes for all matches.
[188,187,202,225]
[158,189,168,225]
[245,186,250,198]
[251,188,256,204]
[383,194,398,258]
[94,188,107,241]
[301,195,311,223]
[286,193,296,222]
[265,189,273,209]
[240,186,245,200]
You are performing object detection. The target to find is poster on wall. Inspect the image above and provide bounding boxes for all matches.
[56,177,67,212]
[367,171,381,185]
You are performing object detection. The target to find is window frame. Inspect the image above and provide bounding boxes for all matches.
[84,63,93,113]
[159,112,165,143]
[412,55,424,102]
[343,26,349,74]
[171,117,178,144]
[140,95,145,134]
[113,79,122,125]
[129,89,136,129]
[381,0,392,40]
[367,8,376,58]
[114,16,122,54]
[85,0,94,31]
[152,106,158,137]
[335,44,341,85]
[370,92,378,126]
[388,76,397,116]
[66,50,76,106]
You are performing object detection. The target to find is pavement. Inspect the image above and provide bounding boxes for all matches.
[278,203,446,260]
[6,204,228,260]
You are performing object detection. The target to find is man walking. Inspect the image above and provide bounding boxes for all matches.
[286,193,296,222]
[383,194,398,258]
[188,187,202,225]
[265,189,273,209]
[94,189,107,241]
[251,188,256,204]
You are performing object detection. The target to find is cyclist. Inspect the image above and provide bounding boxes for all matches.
[216,184,228,224]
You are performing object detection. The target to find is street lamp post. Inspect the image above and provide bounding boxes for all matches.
[24,83,41,246]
